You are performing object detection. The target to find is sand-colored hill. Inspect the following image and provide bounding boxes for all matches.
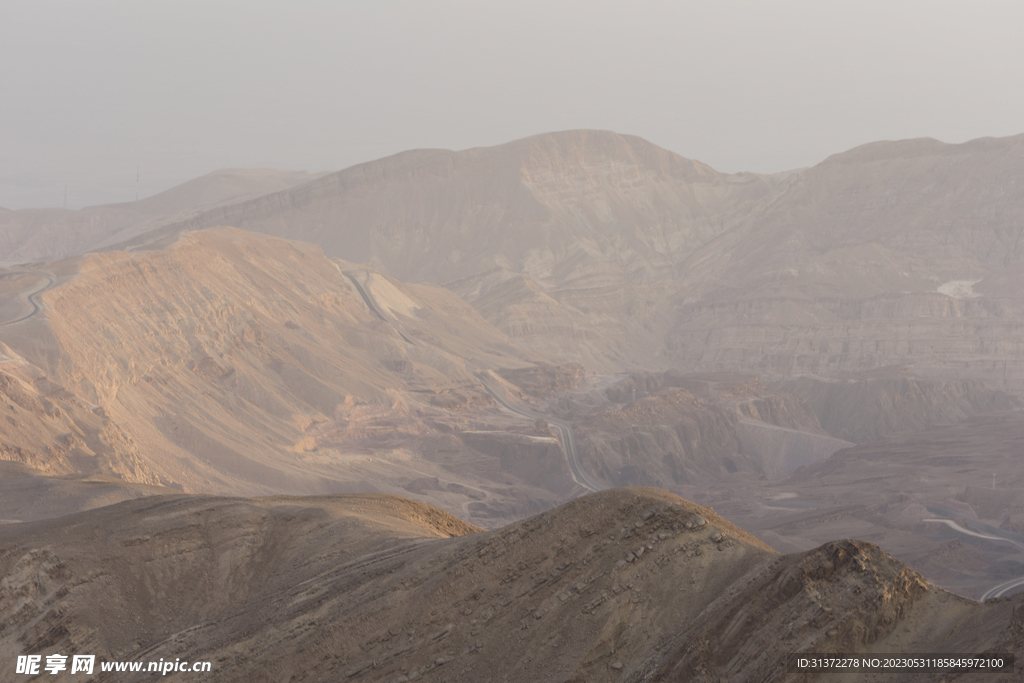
[119,168,328,219]
[0,488,1018,682]
[0,169,325,267]
[0,227,593,527]
[119,131,781,373]
[9,131,1024,390]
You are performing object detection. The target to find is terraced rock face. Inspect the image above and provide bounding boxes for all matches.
[8,131,1024,388]
[156,131,779,285]
[140,131,780,373]
[773,374,1020,444]
[666,135,1024,395]
[0,489,1019,683]
[113,130,1024,394]
[0,227,589,527]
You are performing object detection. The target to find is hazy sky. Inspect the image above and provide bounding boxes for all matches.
[3,1,1023,209]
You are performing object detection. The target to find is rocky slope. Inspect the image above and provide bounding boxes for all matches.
[103,130,1024,394]
[0,227,587,527]
[131,131,782,373]
[774,373,1020,443]
[154,131,780,285]
[547,372,849,487]
[668,134,1024,394]
[10,131,1024,391]
[699,410,1024,599]
[0,488,1018,682]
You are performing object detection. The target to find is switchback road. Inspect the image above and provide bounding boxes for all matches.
[981,576,1024,601]
[924,518,1024,601]
[0,273,55,327]
[478,377,606,493]
[341,270,416,345]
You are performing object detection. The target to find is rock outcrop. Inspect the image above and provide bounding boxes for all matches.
[0,488,1018,683]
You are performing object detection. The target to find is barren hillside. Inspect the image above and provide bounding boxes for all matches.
[694,411,1024,599]
[117,131,1024,391]
[669,134,1024,394]
[0,488,1018,682]
[4,130,1024,619]
[0,228,588,527]
[0,169,325,267]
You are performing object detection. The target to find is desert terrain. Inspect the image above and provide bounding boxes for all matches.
[2,488,1020,682]
[2,130,1024,678]
[0,169,327,268]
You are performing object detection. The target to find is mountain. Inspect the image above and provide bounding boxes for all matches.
[106,131,779,372]
[9,131,1024,388]
[0,169,326,267]
[774,373,1020,444]
[115,131,1024,391]
[3,131,1024,681]
[0,227,589,528]
[4,130,1024,599]
[1,488,1019,682]
[692,409,1024,599]
[153,130,781,284]
[669,134,1024,395]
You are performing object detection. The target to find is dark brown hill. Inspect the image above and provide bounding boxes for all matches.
[0,488,1019,682]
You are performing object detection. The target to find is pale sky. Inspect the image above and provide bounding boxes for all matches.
[2,0,1023,209]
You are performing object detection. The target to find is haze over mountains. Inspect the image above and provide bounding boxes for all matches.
[96,129,1024,391]
[2,130,1024,678]
[0,169,326,268]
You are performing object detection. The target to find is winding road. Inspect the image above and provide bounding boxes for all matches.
[0,273,55,327]
[924,518,1024,601]
[923,518,1024,550]
[478,377,606,493]
[337,266,602,492]
[341,270,416,345]
[980,576,1024,601]
[337,266,602,493]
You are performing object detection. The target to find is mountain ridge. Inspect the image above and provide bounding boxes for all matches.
[1,487,1019,682]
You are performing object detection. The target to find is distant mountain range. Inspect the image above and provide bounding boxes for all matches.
[85,129,1024,389]
[2,130,1024,614]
